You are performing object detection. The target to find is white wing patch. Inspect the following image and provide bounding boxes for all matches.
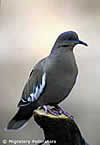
[22,72,46,104]
[21,98,27,103]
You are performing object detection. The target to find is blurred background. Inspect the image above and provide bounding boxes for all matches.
[0,0,100,144]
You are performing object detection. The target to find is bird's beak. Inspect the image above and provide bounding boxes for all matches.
[78,40,88,46]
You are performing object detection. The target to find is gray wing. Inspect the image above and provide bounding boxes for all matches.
[18,68,46,107]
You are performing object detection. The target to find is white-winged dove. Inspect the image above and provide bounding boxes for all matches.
[6,31,87,130]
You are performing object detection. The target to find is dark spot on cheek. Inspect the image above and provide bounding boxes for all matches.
[62,45,69,47]
[68,37,72,40]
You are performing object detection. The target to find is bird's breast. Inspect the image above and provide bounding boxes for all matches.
[39,53,78,105]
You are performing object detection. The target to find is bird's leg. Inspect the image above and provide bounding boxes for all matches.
[53,105,63,114]
[42,105,48,113]
[43,105,58,116]
[55,105,73,118]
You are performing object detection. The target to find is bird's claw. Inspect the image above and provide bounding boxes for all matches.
[43,105,58,116]
[55,105,73,118]
[42,105,73,118]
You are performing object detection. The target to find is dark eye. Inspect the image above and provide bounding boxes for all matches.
[68,37,72,40]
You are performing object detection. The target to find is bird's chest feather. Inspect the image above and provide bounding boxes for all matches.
[43,53,78,103]
[47,53,78,86]
[38,52,78,104]
[47,64,77,91]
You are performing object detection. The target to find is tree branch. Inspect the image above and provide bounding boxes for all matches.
[34,107,89,145]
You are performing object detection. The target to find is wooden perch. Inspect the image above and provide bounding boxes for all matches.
[33,107,86,145]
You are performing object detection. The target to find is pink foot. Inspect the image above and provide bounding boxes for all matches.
[43,105,58,116]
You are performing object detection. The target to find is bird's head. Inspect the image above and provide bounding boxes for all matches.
[53,31,88,52]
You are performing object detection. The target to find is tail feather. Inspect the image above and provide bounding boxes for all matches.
[6,104,36,130]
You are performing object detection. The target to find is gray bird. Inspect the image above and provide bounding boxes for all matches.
[6,31,87,130]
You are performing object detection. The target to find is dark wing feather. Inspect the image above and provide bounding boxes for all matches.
[18,69,46,107]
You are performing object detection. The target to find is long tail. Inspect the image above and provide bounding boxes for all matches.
[6,104,37,130]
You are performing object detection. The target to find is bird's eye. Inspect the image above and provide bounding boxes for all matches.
[68,37,72,40]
